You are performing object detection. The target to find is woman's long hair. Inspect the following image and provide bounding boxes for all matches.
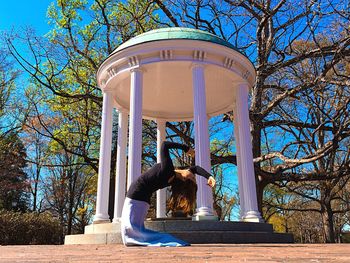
[168,176,197,217]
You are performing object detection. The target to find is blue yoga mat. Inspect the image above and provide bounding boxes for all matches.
[121,197,189,247]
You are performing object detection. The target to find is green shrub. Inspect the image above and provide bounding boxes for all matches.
[0,210,61,245]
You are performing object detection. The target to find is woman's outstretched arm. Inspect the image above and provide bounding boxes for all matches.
[160,141,190,179]
[189,165,216,188]
[189,165,211,179]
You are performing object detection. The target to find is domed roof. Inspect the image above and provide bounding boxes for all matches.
[98,27,256,121]
[113,27,239,53]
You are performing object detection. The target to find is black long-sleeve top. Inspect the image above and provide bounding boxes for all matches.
[126,141,212,204]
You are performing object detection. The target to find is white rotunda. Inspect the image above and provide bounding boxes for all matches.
[93,27,262,224]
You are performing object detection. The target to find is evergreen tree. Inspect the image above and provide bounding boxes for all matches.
[0,132,29,211]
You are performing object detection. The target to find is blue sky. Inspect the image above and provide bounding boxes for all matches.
[0,0,50,35]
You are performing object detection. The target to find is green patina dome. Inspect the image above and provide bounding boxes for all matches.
[114,27,239,53]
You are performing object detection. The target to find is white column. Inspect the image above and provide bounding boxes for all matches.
[156,119,166,218]
[112,110,128,222]
[233,107,246,220]
[192,63,216,220]
[234,83,263,222]
[93,91,114,223]
[127,68,143,189]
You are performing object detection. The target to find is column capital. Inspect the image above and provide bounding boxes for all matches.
[156,118,167,124]
[101,88,114,94]
[130,66,144,73]
[190,62,205,70]
[117,108,128,114]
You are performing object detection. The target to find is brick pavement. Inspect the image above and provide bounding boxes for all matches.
[0,244,350,263]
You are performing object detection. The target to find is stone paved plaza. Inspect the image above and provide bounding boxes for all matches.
[1,244,350,262]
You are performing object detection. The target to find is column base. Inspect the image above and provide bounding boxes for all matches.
[242,210,264,223]
[93,213,110,224]
[112,218,121,223]
[192,214,218,221]
[192,207,218,221]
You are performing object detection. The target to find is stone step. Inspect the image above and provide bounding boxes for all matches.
[67,221,292,245]
[84,222,121,234]
[65,233,106,245]
[84,221,274,234]
[65,233,123,245]
[65,231,293,245]
[145,220,274,233]
[169,231,294,244]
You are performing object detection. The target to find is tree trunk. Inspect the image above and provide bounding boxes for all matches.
[67,190,74,235]
[58,210,65,244]
[250,72,265,213]
[256,179,267,213]
[32,165,41,212]
[321,205,336,243]
[67,211,73,235]
[32,184,37,212]
[251,119,264,212]
[108,133,118,220]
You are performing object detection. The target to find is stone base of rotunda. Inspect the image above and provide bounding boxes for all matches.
[192,215,219,221]
[64,222,123,245]
[64,219,293,245]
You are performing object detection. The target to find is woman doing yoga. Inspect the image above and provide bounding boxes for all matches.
[121,141,216,247]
